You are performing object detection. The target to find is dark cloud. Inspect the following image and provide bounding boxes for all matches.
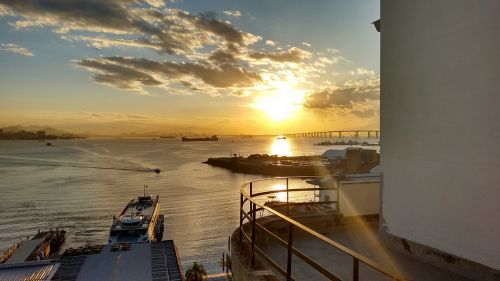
[177,11,256,46]
[0,0,259,55]
[76,56,262,92]
[208,49,237,64]
[304,83,379,110]
[78,58,162,92]
[351,109,378,118]
[248,47,311,63]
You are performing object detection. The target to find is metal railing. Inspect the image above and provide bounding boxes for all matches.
[238,177,406,281]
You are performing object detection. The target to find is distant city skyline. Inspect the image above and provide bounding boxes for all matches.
[0,0,380,135]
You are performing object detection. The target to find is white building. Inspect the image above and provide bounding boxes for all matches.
[380,0,500,277]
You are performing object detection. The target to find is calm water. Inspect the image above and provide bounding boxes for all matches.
[0,137,377,273]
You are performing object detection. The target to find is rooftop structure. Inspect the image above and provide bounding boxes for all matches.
[51,241,183,281]
[231,177,481,281]
[0,260,59,281]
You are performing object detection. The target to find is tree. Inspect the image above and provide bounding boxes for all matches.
[185,262,207,281]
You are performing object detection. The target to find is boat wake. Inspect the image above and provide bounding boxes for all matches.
[0,156,159,173]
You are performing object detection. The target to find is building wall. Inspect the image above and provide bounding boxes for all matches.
[380,0,500,269]
[339,181,380,217]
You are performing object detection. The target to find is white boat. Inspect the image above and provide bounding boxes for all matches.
[108,187,164,244]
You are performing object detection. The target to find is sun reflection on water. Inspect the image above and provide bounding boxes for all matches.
[270,138,292,156]
[271,183,288,202]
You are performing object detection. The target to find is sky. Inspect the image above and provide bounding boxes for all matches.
[0,0,380,135]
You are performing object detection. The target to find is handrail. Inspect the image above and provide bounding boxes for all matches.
[239,177,407,281]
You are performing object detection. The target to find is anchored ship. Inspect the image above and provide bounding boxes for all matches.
[181,135,218,142]
[108,186,164,243]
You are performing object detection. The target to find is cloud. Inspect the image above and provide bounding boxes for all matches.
[265,40,275,46]
[304,78,380,117]
[208,49,237,64]
[79,111,150,120]
[77,58,162,94]
[302,42,311,47]
[143,0,165,8]
[0,43,33,56]
[76,56,262,94]
[0,1,259,55]
[177,11,260,46]
[222,10,241,18]
[0,0,354,102]
[350,67,376,76]
[61,35,162,51]
[248,47,311,63]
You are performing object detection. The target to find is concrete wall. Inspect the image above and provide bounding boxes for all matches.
[380,0,500,270]
[339,181,380,217]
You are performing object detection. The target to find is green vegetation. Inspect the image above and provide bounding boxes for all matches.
[185,262,207,281]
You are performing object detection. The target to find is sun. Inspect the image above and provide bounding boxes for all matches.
[252,83,304,121]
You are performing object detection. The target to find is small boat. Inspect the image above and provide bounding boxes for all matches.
[276,136,287,140]
[108,186,164,244]
[46,142,52,146]
[181,135,218,142]
[153,168,161,174]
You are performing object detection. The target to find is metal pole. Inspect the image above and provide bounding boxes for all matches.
[353,258,359,281]
[250,202,256,266]
[286,223,294,281]
[239,193,243,241]
[286,178,289,215]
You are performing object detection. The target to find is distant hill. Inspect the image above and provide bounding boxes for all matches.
[1,125,68,135]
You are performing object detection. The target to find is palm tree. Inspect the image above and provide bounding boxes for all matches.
[185,262,207,281]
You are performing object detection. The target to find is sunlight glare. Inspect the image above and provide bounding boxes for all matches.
[270,138,292,156]
[252,83,304,121]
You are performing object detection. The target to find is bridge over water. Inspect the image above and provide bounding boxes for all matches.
[285,130,379,138]
[219,130,380,138]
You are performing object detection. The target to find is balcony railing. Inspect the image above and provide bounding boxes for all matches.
[238,177,406,281]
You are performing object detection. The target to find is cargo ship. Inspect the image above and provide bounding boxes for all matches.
[108,187,164,244]
[181,135,218,142]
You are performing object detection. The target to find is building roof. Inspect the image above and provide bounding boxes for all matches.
[0,260,59,281]
[52,241,183,281]
[5,239,43,264]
